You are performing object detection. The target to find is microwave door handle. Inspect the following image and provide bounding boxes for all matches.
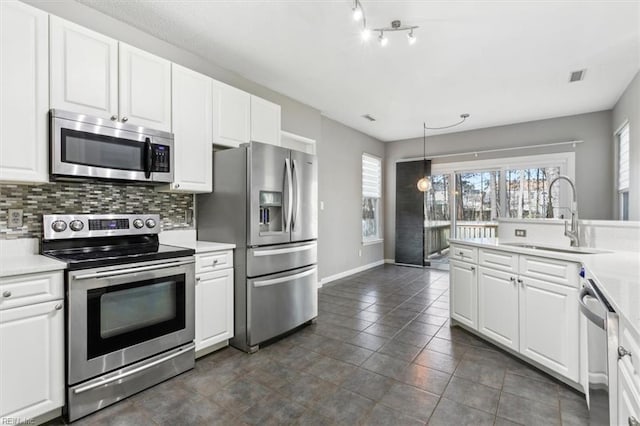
[144,138,153,179]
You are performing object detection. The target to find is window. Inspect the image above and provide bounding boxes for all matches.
[362,153,382,242]
[617,123,630,220]
[505,166,560,219]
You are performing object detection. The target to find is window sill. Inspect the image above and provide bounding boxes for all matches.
[362,239,384,246]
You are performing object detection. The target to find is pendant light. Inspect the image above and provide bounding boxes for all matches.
[418,113,471,192]
[417,122,431,192]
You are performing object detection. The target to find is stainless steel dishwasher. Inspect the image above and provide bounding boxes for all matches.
[579,277,619,426]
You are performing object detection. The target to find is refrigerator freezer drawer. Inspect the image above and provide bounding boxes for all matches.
[247,241,317,277]
[247,265,318,346]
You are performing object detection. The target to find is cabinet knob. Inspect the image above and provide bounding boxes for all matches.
[54,303,62,311]
[458,251,464,256]
[110,115,118,121]
[618,345,633,360]
[121,117,128,122]
[213,259,219,264]
[470,266,475,272]
[174,183,180,189]
[510,277,516,282]
[2,291,11,298]
[629,416,639,426]
[196,277,201,282]
[517,278,523,284]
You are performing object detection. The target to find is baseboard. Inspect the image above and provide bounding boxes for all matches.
[318,259,385,287]
[384,258,395,264]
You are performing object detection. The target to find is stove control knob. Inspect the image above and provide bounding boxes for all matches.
[69,220,84,232]
[51,220,67,232]
[145,218,156,229]
[133,219,144,229]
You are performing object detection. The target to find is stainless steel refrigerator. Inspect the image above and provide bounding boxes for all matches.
[197,141,318,352]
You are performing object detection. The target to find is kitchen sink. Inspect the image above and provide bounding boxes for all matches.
[499,242,612,254]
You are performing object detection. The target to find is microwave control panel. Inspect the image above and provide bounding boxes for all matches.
[153,145,170,172]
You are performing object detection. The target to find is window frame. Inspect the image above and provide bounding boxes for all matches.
[362,153,383,244]
[615,120,630,220]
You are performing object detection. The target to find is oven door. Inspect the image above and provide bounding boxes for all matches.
[51,112,173,183]
[67,257,195,385]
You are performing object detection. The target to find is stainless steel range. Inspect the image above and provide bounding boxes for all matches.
[41,214,195,422]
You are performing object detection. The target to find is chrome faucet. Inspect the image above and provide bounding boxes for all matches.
[548,175,580,247]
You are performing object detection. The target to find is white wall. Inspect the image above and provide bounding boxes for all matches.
[612,71,640,220]
[318,117,385,280]
[384,111,613,260]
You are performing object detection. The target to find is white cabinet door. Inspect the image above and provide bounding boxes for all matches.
[0,1,49,183]
[212,80,250,147]
[0,300,64,419]
[167,64,212,193]
[119,43,171,131]
[50,16,118,120]
[195,269,234,352]
[477,267,519,350]
[519,276,579,381]
[250,95,281,146]
[449,259,477,329]
[618,358,640,426]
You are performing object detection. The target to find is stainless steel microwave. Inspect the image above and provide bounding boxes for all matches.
[50,109,174,184]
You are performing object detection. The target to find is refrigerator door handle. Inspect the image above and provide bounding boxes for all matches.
[292,159,299,231]
[253,267,317,288]
[284,157,293,232]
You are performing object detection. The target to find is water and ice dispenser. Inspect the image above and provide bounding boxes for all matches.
[259,191,283,233]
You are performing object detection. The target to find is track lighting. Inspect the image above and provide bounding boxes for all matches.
[378,31,388,47]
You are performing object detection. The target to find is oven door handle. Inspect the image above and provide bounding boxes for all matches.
[73,343,195,395]
[72,259,194,281]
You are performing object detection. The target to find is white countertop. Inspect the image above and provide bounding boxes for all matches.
[0,239,66,278]
[195,241,236,253]
[451,238,640,336]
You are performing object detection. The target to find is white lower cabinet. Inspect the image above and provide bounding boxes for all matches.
[0,297,64,420]
[195,250,234,355]
[449,259,477,329]
[518,275,579,381]
[618,358,640,426]
[477,266,519,351]
[451,243,581,383]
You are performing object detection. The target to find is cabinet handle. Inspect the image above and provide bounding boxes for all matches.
[2,291,11,298]
[517,278,523,284]
[121,116,129,122]
[110,115,118,121]
[458,251,464,256]
[54,303,62,311]
[470,266,475,272]
[618,346,633,360]
[213,259,219,264]
[509,277,516,282]
[174,183,180,189]
[629,416,639,426]
[196,277,201,282]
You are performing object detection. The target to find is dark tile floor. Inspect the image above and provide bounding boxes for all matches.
[54,264,592,425]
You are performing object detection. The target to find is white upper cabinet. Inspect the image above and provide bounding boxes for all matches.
[50,16,118,120]
[166,64,212,193]
[0,1,49,183]
[212,80,251,147]
[119,43,171,131]
[250,95,281,146]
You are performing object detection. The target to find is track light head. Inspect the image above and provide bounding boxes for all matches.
[378,31,388,47]
[361,28,371,41]
[407,30,417,45]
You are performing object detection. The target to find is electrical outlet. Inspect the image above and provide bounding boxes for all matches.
[515,229,527,237]
[8,209,23,228]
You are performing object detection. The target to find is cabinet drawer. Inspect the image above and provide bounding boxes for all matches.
[196,250,233,274]
[0,272,63,310]
[450,244,477,264]
[518,255,580,287]
[619,356,640,425]
[479,249,518,273]
[620,318,640,382]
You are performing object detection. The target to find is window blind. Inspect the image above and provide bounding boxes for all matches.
[618,124,630,191]
[362,154,381,198]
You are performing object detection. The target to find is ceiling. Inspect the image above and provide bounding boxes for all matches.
[77,0,640,142]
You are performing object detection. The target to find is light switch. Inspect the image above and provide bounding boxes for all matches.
[515,229,527,237]
[8,209,23,228]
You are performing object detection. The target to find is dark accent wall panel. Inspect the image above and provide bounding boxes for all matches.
[0,182,193,239]
[395,160,428,266]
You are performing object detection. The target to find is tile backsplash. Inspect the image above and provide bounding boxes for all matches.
[0,182,194,239]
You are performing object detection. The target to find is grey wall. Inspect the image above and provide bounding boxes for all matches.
[318,117,385,280]
[25,0,322,142]
[612,71,640,220]
[384,110,613,259]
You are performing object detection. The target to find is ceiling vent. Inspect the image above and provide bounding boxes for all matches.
[569,69,586,83]
[362,114,377,122]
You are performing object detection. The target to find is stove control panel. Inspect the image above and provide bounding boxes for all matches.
[43,214,161,240]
